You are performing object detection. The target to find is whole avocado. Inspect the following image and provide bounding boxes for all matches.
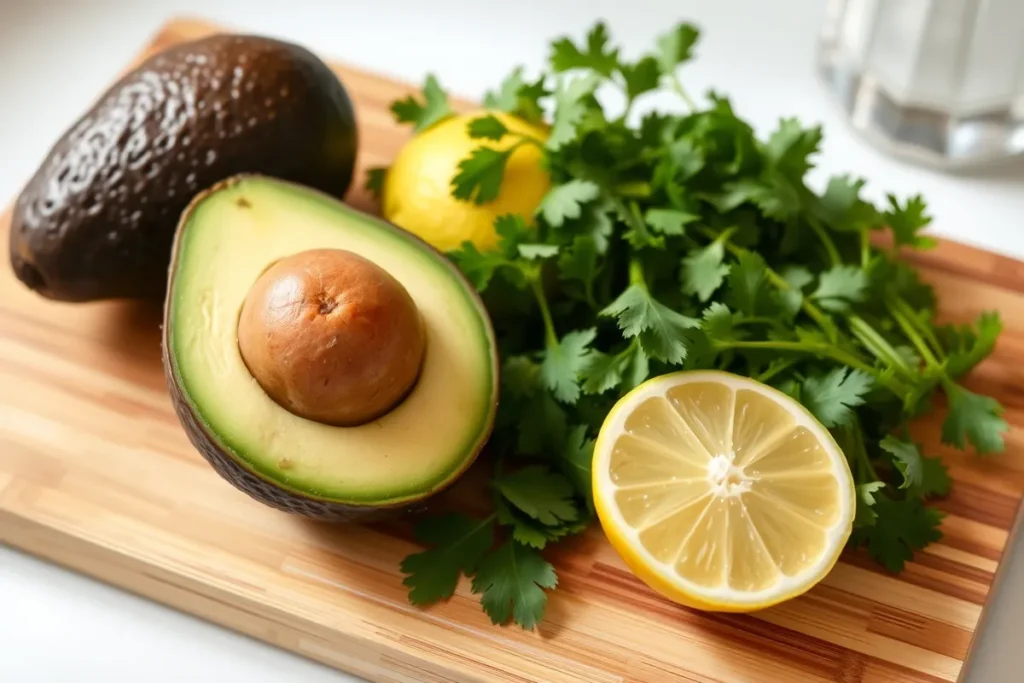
[9,33,358,302]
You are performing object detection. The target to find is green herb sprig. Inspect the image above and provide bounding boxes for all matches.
[374,21,1007,629]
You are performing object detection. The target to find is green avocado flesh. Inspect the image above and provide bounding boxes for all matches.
[166,176,498,507]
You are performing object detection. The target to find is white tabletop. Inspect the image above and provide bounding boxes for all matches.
[1,1,1022,681]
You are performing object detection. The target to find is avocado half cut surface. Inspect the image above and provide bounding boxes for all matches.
[162,175,499,521]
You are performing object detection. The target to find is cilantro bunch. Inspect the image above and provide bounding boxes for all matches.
[372,21,1007,629]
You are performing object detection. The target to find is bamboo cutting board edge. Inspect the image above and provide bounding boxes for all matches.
[2,16,1024,683]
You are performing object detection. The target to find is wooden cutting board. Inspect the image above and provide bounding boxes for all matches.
[2,17,1023,683]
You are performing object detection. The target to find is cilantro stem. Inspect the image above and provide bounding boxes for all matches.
[808,215,841,267]
[890,295,945,362]
[845,420,879,483]
[763,255,839,340]
[615,181,653,199]
[513,133,547,149]
[628,257,648,290]
[530,275,559,348]
[669,72,697,111]
[713,339,909,397]
[847,315,917,381]
[755,357,798,383]
[887,299,940,371]
[860,230,871,269]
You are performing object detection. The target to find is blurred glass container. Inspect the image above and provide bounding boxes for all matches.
[818,0,1024,170]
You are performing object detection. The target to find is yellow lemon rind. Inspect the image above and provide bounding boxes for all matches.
[592,370,856,612]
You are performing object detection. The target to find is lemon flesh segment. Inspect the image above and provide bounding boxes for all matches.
[594,371,855,610]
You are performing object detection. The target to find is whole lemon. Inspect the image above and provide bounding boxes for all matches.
[382,110,550,253]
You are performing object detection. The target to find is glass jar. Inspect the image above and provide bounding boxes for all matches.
[818,0,1024,169]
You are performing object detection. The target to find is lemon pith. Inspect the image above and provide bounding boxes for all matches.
[593,370,855,612]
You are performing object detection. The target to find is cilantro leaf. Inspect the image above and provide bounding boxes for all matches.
[915,456,952,498]
[494,213,531,253]
[944,311,1002,378]
[364,167,387,201]
[621,341,651,390]
[801,367,873,427]
[558,235,599,303]
[620,56,661,101]
[483,67,525,111]
[854,481,885,527]
[911,456,952,498]
[726,251,777,316]
[448,215,531,290]
[484,68,549,124]
[547,74,600,149]
[495,499,585,550]
[852,497,943,573]
[400,514,494,605]
[539,180,601,227]
[701,302,738,341]
[682,240,729,302]
[562,425,595,511]
[468,114,510,141]
[449,242,515,291]
[549,21,620,77]
[718,177,802,222]
[500,357,569,456]
[518,244,560,260]
[654,138,705,203]
[580,341,648,394]
[645,208,698,236]
[496,499,549,549]
[763,117,822,180]
[498,465,580,525]
[390,74,452,133]
[818,174,863,223]
[579,350,624,395]
[482,67,545,122]
[601,285,699,364]
[879,435,923,490]
[472,541,558,629]
[816,174,879,232]
[812,265,867,312]
[778,265,813,316]
[451,146,514,205]
[886,194,936,250]
[941,385,1008,454]
[618,201,665,250]
[583,199,616,253]
[654,22,700,74]
[541,328,596,403]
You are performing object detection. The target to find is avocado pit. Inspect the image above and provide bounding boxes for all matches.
[236,248,426,426]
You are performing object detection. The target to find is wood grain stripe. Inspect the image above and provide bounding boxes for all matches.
[903,246,1024,295]
[583,563,959,681]
[839,552,988,606]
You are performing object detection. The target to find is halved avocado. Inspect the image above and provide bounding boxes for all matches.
[162,175,499,521]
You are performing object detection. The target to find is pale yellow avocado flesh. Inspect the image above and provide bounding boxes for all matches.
[167,176,497,505]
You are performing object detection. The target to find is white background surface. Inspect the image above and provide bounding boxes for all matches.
[0,1,1022,681]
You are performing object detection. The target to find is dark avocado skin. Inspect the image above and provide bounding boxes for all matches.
[164,367,425,522]
[9,33,358,302]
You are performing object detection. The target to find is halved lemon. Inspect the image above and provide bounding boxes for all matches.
[593,370,855,612]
